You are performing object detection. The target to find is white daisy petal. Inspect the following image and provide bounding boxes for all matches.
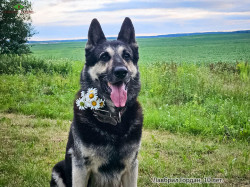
[98,98,105,108]
[85,100,91,108]
[89,98,100,110]
[87,88,97,94]
[76,87,105,111]
[76,97,87,110]
[86,90,97,101]
[81,91,86,97]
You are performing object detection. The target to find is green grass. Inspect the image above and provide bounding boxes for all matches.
[0,113,249,186]
[30,33,250,63]
[139,62,249,140]
[30,41,85,61]
[0,57,82,119]
[138,33,250,64]
[0,54,72,75]
[0,59,249,140]
[0,33,250,186]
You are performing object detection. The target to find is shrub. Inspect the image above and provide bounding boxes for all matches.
[0,54,72,75]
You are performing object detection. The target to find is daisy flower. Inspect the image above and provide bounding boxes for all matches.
[76,97,88,110]
[86,88,97,101]
[76,87,105,111]
[80,91,85,97]
[98,98,105,108]
[87,88,97,94]
[89,98,100,110]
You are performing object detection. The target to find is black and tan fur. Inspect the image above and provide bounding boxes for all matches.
[50,17,143,187]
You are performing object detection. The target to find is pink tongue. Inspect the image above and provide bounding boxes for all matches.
[110,83,127,107]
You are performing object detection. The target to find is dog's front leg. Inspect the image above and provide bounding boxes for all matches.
[72,155,90,187]
[121,159,138,187]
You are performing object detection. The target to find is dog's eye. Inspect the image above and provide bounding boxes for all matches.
[100,53,110,62]
[123,53,130,61]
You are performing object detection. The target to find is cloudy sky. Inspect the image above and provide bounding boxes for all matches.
[30,0,250,41]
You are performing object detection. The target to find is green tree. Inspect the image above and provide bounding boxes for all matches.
[0,0,36,55]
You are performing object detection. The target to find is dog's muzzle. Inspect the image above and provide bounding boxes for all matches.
[106,66,129,108]
[114,66,128,80]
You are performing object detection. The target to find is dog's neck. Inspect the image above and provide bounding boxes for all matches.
[93,106,127,126]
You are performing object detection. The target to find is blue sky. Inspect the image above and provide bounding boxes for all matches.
[30,0,250,41]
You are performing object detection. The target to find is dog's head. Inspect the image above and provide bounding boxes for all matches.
[81,17,140,114]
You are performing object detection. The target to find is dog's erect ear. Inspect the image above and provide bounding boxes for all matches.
[87,18,106,47]
[117,17,136,45]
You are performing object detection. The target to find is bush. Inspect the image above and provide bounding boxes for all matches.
[0,54,72,75]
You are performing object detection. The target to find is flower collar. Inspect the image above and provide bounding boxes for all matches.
[76,88,105,110]
[76,87,126,126]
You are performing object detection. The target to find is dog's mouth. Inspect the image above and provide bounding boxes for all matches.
[107,81,128,108]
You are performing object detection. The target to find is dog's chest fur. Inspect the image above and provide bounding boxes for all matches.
[69,119,141,186]
[72,127,139,169]
[68,102,142,186]
[72,139,139,181]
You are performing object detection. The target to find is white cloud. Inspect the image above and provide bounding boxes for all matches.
[31,0,132,25]
[31,4,250,26]
[29,0,250,40]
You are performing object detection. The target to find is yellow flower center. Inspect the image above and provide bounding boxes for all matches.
[80,102,85,107]
[100,102,103,107]
[89,93,94,99]
[92,101,97,106]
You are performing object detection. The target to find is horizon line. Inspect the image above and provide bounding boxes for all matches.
[29,29,250,42]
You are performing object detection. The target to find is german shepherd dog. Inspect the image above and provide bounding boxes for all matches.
[50,17,143,187]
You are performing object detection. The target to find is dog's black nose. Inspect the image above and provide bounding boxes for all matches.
[114,66,128,79]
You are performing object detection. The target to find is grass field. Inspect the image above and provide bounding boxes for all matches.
[0,32,250,186]
[30,33,250,63]
[0,113,249,186]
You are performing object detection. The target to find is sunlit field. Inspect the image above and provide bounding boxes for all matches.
[0,33,249,186]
